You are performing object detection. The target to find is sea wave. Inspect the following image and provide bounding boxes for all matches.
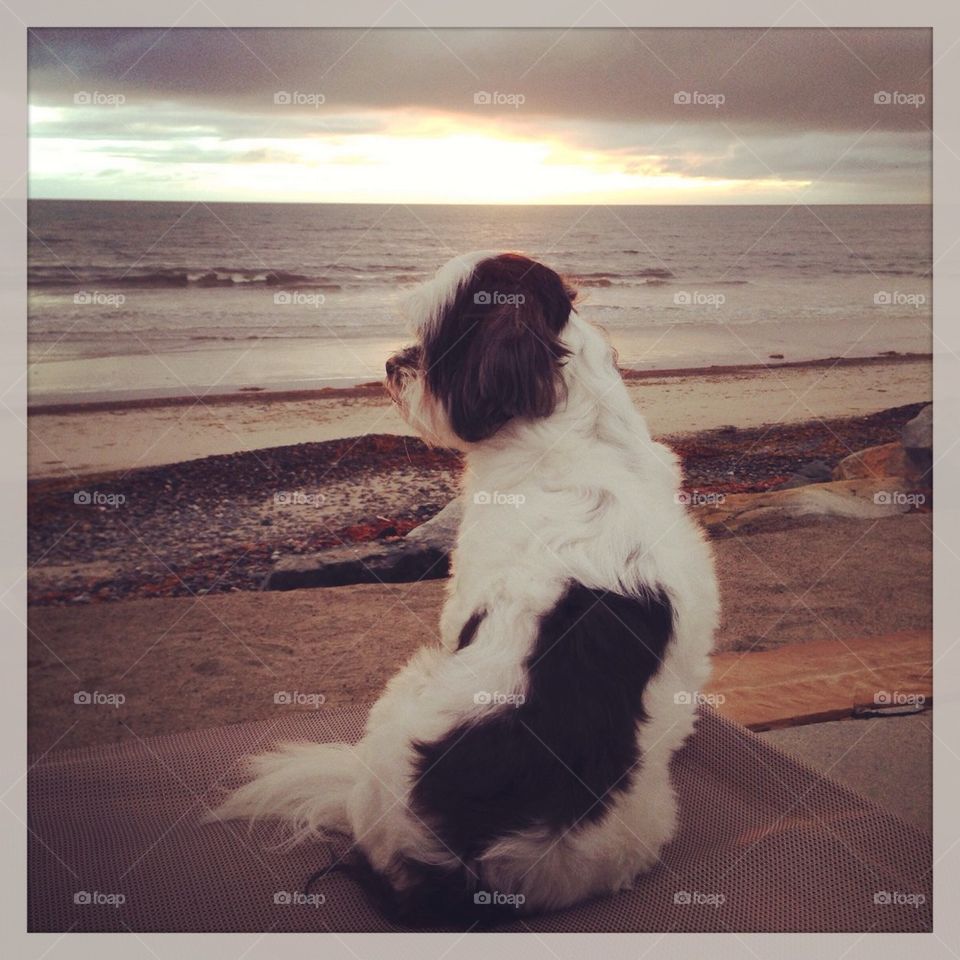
[575,267,675,287]
[28,266,342,290]
[830,267,925,277]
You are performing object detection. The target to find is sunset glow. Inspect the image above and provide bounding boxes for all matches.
[28,28,931,204]
[29,109,816,204]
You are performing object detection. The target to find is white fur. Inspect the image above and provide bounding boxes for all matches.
[211,255,719,917]
[400,248,494,339]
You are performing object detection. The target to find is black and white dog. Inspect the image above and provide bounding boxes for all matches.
[213,252,719,926]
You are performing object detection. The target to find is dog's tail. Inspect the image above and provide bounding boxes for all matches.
[205,741,361,845]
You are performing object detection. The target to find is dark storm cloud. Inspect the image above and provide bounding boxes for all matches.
[29,27,931,132]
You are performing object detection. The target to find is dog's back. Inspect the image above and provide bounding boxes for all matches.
[212,252,719,929]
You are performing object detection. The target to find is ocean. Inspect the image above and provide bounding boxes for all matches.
[27,200,932,403]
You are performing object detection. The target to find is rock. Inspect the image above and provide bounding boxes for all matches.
[264,476,923,590]
[264,541,450,590]
[774,460,833,490]
[405,497,462,548]
[697,477,918,537]
[832,443,909,481]
[901,404,932,484]
[901,404,932,453]
[263,499,463,591]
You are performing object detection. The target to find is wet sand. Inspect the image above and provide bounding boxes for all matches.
[28,354,931,479]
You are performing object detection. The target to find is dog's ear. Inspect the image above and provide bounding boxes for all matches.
[442,305,567,443]
[425,254,575,443]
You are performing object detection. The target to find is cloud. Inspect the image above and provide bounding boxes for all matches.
[26,28,932,203]
[28,101,389,140]
[29,27,931,131]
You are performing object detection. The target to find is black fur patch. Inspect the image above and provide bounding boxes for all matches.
[310,847,521,930]
[457,609,487,650]
[410,583,674,862]
[422,253,576,443]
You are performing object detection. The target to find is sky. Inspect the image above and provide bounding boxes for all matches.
[28,28,932,205]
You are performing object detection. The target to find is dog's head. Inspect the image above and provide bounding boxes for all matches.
[385,252,578,448]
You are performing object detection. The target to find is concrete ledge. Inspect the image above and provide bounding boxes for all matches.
[760,715,931,833]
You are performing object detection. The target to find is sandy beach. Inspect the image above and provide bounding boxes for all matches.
[28,514,931,752]
[29,354,930,479]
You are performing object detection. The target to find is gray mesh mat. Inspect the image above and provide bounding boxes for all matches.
[27,705,932,932]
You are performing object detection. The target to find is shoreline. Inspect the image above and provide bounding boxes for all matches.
[28,354,932,480]
[28,351,930,416]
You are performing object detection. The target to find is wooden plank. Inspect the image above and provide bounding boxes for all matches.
[704,630,931,730]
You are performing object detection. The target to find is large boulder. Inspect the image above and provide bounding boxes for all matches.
[263,541,449,591]
[263,498,462,591]
[404,497,463,548]
[902,404,932,453]
[901,404,932,484]
[832,442,909,481]
[774,460,833,490]
[697,477,920,537]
